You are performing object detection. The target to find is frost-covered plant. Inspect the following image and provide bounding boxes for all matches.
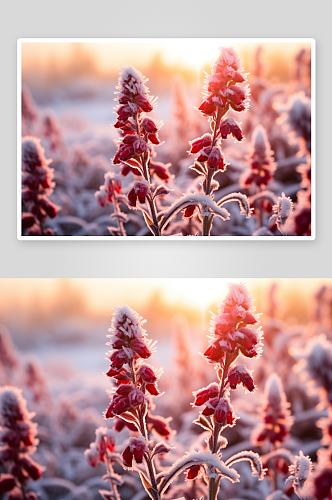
[252,374,293,448]
[307,412,332,500]
[187,46,252,235]
[241,125,277,231]
[95,172,127,236]
[269,193,294,236]
[85,426,122,500]
[0,386,43,499]
[191,283,265,499]
[21,136,59,236]
[111,66,172,236]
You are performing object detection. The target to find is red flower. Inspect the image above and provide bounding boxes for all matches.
[189,133,213,154]
[214,397,235,426]
[128,388,145,406]
[183,205,197,219]
[136,364,158,384]
[207,146,226,171]
[130,337,152,358]
[149,161,171,182]
[193,383,219,406]
[147,415,174,439]
[128,181,149,207]
[122,437,148,468]
[228,365,255,392]
[186,465,201,480]
[220,118,243,141]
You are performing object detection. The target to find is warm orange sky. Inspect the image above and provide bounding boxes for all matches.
[21,40,312,83]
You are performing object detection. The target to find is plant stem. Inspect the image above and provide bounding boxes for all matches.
[114,197,126,236]
[106,451,121,500]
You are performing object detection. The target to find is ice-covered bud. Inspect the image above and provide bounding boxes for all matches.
[135,94,153,113]
[130,336,152,358]
[146,383,161,396]
[223,283,253,310]
[113,143,135,164]
[186,464,202,481]
[22,137,51,171]
[202,397,219,416]
[189,133,213,154]
[152,442,173,456]
[153,185,170,198]
[110,349,130,370]
[128,388,145,407]
[214,397,235,426]
[141,117,158,134]
[149,160,172,182]
[207,146,226,171]
[147,415,174,439]
[84,443,99,467]
[38,197,57,218]
[193,382,220,406]
[127,180,150,207]
[0,474,16,494]
[219,118,243,141]
[136,364,158,384]
[133,138,148,154]
[117,104,135,123]
[204,338,225,363]
[198,97,216,116]
[19,457,42,480]
[111,305,146,340]
[122,436,148,468]
[228,364,255,392]
[183,204,198,219]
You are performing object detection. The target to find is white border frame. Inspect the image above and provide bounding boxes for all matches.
[17,38,316,241]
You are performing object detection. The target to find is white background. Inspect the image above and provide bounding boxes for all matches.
[1,0,330,278]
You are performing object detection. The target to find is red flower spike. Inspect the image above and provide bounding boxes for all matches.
[193,382,219,406]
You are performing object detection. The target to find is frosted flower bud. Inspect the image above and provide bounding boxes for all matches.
[220,118,243,141]
[128,388,145,406]
[214,397,235,425]
[122,437,148,468]
[228,364,255,392]
[193,383,220,406]
[127,180,150,207]
[288,450,313,489]
[207,146,226,171]
[189,133,213,154]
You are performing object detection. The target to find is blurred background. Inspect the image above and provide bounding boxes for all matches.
[20,40,312,236]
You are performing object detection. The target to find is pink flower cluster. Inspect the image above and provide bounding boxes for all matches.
[21,136,59,236]
[0,386,42,499]
[199,47,250,116]
[84,427,116,467]
[204,283,263,363]
[192,284,262,450]
[95,172,122,207]
[241,125,276,189]
[252,373,293,446]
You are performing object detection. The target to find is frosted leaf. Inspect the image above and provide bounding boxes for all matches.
[218,192,252,219]
[225,450,265,480]
[157,451,239,495]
